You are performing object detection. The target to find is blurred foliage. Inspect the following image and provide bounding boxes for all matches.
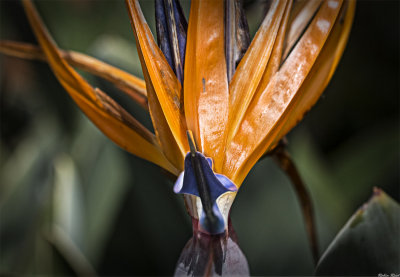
[0,0,399,276]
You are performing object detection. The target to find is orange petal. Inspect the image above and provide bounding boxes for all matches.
[125,0,188,167]
[22,0,178,175]
[138,44,185,170]
[0,40,148,110]
[276,0,356,143]
[227,0,289,143]
[227,1,292,157]
[184,0,229,172]
[224,0,344,185]
[255,0,293,95]
[282,0,322,60]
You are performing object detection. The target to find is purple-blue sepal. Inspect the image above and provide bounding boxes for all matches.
[174,152,237,234]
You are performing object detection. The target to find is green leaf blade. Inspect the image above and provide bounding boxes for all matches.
[316,188,400,275]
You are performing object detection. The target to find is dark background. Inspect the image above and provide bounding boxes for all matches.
[0,0,398,275]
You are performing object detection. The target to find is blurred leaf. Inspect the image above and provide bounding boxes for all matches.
[315,188,400,275]
[83,139,130,264]
[53,153,84,248]
[70,116,130,266]
[46,225,97,276]
[89,34,143,78]
[0,115,61,274]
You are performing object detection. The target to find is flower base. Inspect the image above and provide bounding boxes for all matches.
[174,218,249,277]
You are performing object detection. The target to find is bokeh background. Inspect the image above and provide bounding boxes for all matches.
[0,0,398,275]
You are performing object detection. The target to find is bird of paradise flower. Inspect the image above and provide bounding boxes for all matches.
[0,0,355,275]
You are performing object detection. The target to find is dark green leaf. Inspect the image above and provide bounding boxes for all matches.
[316,188,400,275]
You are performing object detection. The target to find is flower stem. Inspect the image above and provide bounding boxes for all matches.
[272,140,319,265]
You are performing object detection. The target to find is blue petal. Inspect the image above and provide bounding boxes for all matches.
[173,152,238,234]
[174,153,199,196]
[199,203,226,234]
[173,171,185,194]
[197,153,237,203]
[215,174,237,192]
